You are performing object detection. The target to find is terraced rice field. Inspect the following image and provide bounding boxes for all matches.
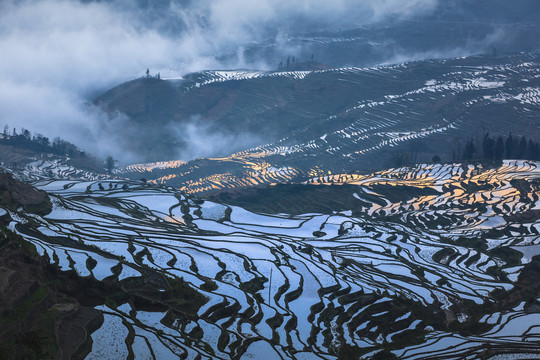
[4,158,108,182]
[2,160,540,359]
[235,59,539,162]
[118,53,540,194]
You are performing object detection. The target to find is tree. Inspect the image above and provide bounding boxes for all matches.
[146,68,150,78]
[432,155,441,163]
[528,140,540,161]
[106,156,115,174]
[3,124,8,136]
[482,133,494,160]
[505,133,514,158]
[52,137,67,155]
[454,138,461,160]
[462,138,476,160]
[517,136,527,159]
[494,136,504,160]
[527,140,535,159]
[36,134,50,147]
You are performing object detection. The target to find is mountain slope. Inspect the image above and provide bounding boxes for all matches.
[2,160,540,358]
[109,53,540,193]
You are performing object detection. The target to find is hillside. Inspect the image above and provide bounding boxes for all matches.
[106,53,540,193]
[0,133,104,177]
[1,160,540,358]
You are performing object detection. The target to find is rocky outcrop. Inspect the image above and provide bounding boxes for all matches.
[0,173,52,215]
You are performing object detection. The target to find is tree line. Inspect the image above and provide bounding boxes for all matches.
[459,133,540,161]
[1,125,85,158]
[277,54,316,70]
